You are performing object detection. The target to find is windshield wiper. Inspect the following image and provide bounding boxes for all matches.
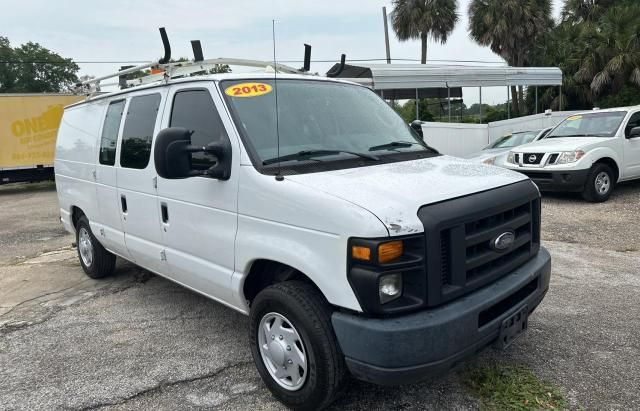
[368,141,424,151]
[262,149,380,165]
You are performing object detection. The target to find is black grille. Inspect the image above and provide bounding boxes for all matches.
[523,153,545,165]
[548,153,559,164]
[521,171,553,180]
[418,180,541,307]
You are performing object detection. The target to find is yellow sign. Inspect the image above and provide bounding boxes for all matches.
[567,115,582,121]
[224,82,272,98]
[0,95,83,168]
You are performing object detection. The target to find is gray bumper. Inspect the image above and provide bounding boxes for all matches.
[331,247,551,385]
[517,169,590,192]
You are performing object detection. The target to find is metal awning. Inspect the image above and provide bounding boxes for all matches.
[329,63,563,90]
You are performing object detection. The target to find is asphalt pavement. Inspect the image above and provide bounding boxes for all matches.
[0,182,638,410]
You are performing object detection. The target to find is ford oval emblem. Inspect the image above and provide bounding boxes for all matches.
[528,154,537,163]
[492,231,516,251]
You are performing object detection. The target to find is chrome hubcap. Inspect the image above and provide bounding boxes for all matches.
[258,312,307,391]
[595,172,611,195]
[78,227,93,267]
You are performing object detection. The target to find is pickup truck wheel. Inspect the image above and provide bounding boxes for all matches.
[582,163,614,203]
[249,281,347,410]
[75,216,116,279]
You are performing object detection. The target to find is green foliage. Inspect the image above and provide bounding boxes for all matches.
[468,0,553,116]
[531,0,640,109]
[391,0,459,63]
[463,365,568,410]
[393,99,435,123]
[0,38,79,93]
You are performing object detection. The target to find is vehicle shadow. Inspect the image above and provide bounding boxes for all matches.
[0,181,56,196]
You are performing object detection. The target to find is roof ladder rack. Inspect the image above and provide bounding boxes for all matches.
[74,28,318,94]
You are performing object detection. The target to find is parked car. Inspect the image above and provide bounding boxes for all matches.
[56,70,551,409]
[464,128,552,166]
[505,107,640,202]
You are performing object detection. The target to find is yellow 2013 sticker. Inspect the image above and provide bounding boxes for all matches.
[567,115,582,121]
[225,82,272,98]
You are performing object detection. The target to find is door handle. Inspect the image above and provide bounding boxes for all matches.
[161,202,169,223]
[120,195,128,213]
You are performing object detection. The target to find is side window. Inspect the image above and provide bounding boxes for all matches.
[120,93,161,169]
[170,89,228,171]
[99,100,125,165]
[625,112,640,137]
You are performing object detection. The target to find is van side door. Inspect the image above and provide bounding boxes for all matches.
[94,99,131,259]
[622,111,640,179]
[116,91,170,275]
[155,84,239,304]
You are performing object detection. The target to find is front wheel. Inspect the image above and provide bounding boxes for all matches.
[582,163,615,202]
[249,281,347,410]
[75,216,116,279]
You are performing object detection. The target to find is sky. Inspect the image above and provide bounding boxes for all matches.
[0,0,564,104]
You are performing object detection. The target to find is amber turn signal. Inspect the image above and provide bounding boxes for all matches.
[352,245,371,261]
[378,241,403,264]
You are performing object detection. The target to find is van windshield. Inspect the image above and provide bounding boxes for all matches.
[547,111,627,138]
[221,79,433,172]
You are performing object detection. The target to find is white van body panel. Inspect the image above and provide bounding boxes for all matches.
[55,101,103,232]
[287,156,528,236]
[234,165,389,312]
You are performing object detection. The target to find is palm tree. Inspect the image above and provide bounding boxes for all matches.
[574,4,640,97]
[468,0,552,116]
[391,0,459,64]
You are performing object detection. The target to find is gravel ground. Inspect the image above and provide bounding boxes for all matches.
[0,182,639,410]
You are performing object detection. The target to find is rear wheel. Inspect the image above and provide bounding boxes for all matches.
[582,163,614,202]
[249,281,347,410]
[75,216,116,278]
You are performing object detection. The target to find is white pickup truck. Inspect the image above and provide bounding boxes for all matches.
[504,107,640,202]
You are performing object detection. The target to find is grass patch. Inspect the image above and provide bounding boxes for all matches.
[463,365,568,410]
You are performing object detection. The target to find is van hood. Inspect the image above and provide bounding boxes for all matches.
[286,155,529,236]
[516,136,612,153]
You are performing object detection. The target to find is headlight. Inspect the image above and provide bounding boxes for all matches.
[379,273,403,304]
[555,150,585,164]
[348,236,425,314]
[482,156,496,165]
[506,152,516,164]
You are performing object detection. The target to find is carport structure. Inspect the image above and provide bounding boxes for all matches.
[328,63,564,122]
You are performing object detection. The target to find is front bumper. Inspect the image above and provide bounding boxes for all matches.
[513,168,590,192]
[331,247,551,385]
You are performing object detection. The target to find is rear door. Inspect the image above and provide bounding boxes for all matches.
[622,111,640,179]
[94,99,131,258]
[155,84,239,303]
[116,91,170,275]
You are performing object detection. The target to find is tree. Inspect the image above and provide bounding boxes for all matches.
[468,0,553,116]
[391,0,459,64]
[530,0,640,109]
[0,39,79,93]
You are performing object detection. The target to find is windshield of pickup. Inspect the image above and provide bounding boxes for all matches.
[221,79,433,172]
[547,111,627,138]
[489,130,540,148]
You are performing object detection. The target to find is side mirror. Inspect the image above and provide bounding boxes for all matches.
[410,120,424,139]
[628,126,640,139]
[154,127,231,180]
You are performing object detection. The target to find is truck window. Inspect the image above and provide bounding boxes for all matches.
[120,93,161,169]
[625,112,640,137]
[99,100,125,166]
[170,89,228,171]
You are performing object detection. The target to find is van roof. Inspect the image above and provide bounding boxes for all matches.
[66,73,356,109]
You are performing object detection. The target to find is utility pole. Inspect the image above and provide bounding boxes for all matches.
[383,7,391,64]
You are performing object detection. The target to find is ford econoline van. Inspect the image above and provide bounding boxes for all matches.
[55,72,551,410]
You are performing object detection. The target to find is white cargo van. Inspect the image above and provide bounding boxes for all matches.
[56,69,551,409]
[505,107,640,202]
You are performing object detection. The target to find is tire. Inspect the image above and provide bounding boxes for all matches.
[582,163,615,203]
[249,281,347,410]
[75,215,116,279]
